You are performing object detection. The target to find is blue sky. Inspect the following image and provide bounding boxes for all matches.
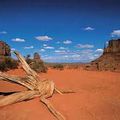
[0,0,120,63]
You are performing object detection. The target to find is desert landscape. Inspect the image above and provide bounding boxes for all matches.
[0,39,120,120]
[0,0,120,119]
[0,68,120,120]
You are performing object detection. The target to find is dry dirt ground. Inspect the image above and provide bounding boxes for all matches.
[0,68,120,120]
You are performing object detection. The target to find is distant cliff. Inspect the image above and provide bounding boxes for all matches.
[104,39,120,53]
[85,39,120,72]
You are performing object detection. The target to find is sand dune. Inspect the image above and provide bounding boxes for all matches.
[0,68,120,120]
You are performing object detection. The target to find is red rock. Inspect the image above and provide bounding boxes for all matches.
[85,39,120,71]
[0,41,11,56]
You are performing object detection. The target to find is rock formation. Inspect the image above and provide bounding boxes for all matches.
[85,39,120,71]
[0,41,11,62]
[104,39,120,53]
[0,41,11,56]
[29,52,47,73]
[0,41,18,71]
[33,52,41,62]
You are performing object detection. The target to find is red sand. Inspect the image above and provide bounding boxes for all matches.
[0,68,120,120]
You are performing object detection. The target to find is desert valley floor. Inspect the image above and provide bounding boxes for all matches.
[0,68,120,120]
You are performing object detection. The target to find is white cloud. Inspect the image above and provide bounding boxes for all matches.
[42,48,104,62]
[11,48,16,51]
[24,46,34,49]
[35,35,53,41]
[40,49,45,52]
[106,41,109,45]
[12,38,25,42]
[94,54,100,57]
[43,44,47,47]
[43,51,94,62]
[55,50,66,54]
[59,47,66,50]
[111,30,120,37]
[71,54,80,58]
[63,40,72,44]
[41,45,104,62]
[95,49,103,53]
[76,44,94,49]
[0,31,7,34]
[84,27,95,31]
[44,46,54,49]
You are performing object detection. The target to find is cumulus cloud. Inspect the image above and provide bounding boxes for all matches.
[12,38,25,42]
[44,46,54,49]
[24,46,34,49]
[59,47,67,50]
[51,48,103,62]
[54,50,67,54]
[63,40,72,44]
[74,50,96,61]
[35,35,53,41]
[43,50,99,62]
[84,27,95,31]
[11,48,16,51]
[111,30,120,37]
[76,44,94,49]
[95,49,103,53]
[41,44,103,62]
[40,49,45,52]
[43,50,95,63]
[0,31,7,34]
[43,44,47,47]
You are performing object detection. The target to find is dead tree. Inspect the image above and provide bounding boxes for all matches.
[0,51,75,120]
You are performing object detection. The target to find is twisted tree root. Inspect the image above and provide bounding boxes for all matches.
[0,51,75,120]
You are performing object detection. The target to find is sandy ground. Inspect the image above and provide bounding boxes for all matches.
[0,68,120,120]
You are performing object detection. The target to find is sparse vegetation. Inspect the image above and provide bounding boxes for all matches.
[0,57,18,71]
[30,61,47,73]
[25,53,47,73]
[0,61,6,71]
[66,64,80,69]
[46,63,84,70]
[25,54,32,64]
[52,64,64,70]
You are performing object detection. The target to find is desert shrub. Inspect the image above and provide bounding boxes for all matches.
[52,64,64,70]
[26,58,32,64]
[67,64,79,69]
[5,57,18,69]
[25,53,47,73]
[25,54,32,64]
[30,61,47,73]
[0,57,18,71]
[0,61,7,71]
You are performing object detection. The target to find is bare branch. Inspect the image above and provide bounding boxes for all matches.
[40,96,65,120]
[0,90,39,107]
[0,72,35,90]
[14,51,39,82]
[55,88,75,94]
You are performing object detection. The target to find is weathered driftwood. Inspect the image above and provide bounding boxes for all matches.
[0,51,75,120]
